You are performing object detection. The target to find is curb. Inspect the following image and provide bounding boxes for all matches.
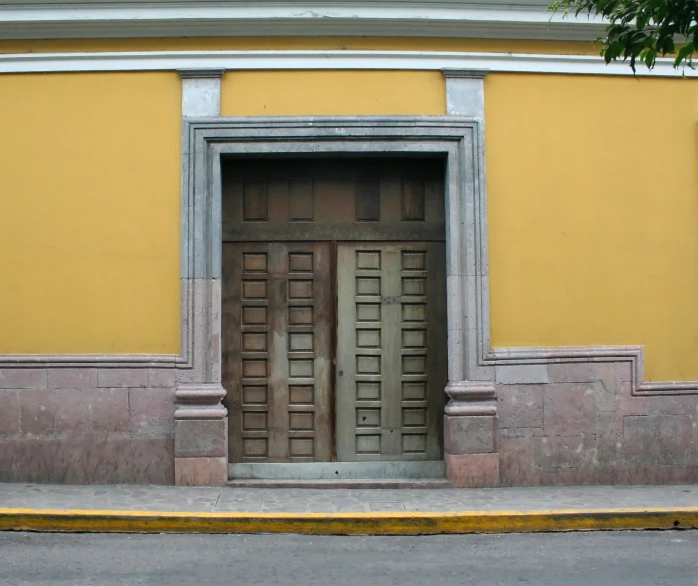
[1,507,697,535]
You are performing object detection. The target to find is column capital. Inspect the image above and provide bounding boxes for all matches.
[441,69,489,79]
[178,69,226,79]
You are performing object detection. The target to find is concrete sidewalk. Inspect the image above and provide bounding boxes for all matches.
[0,483,697,534]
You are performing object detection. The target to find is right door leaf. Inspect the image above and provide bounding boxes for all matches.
[336,242,447,462]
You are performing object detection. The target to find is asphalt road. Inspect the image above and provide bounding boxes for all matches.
[0,531,696,586]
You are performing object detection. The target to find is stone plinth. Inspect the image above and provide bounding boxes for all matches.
[174,383,227,486]
[444,380,500,488]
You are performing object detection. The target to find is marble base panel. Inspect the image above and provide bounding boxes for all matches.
[175,456,227,486]
[0,437,174,484]
[2,359,698,487]
[0,367,177,485]
[495,361,698,487]
[445,453,500,488]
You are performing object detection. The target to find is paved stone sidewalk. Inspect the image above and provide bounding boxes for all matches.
[0,483,696,513]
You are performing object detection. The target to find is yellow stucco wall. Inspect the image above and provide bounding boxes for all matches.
[1,54,697,382]
[0,72,181,354]
[221,70,445,115]
[486,74,698,381]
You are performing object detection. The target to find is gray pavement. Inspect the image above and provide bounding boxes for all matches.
[1,531,697,586]
[0,482,696,513]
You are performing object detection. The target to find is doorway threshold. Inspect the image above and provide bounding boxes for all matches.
[226,478,450,488]
[228,461,447,489]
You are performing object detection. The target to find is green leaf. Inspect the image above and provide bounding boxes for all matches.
[675,42,696,66]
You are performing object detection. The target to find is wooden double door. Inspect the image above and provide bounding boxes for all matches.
[222,159,447,464]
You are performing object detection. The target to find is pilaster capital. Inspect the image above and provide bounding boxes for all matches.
[441,69,489,79]
[178,69,226,79]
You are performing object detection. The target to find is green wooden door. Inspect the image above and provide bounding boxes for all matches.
[335,242,447,461]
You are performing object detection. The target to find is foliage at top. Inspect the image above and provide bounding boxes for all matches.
[550,0,697,71]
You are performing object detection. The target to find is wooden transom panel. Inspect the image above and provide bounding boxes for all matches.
[222,157,446,242]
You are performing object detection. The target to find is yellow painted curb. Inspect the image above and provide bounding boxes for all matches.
[0,507,697,535]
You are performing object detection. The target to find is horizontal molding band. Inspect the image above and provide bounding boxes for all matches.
[0,354,183,368]
[0,50,693,77]
[0,2,606,41]
[485,346,698,395]
[0,345,695,394]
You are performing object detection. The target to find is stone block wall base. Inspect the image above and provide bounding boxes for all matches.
[445,453,500,488]
[175,456,227,486]
[0,438,174,485]
[496,367,698,486]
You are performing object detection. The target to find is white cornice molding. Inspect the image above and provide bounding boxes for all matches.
[0,49,693,77]
[0,1,607,41]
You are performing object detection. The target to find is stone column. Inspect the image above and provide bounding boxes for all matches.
[174,69,228,486]
[442,69,499,487]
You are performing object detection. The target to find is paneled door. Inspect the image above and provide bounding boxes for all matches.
[335,242,447,461]
[222,242,333,463]
[222,157,448,466]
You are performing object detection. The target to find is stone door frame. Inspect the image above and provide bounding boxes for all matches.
[174,115,495,485]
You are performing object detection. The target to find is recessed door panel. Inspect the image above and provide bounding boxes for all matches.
[335,242,447,461]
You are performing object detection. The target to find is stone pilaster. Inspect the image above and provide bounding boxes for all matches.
[174,383,227,486]
[174,68,228,487]
[444,381,499,487]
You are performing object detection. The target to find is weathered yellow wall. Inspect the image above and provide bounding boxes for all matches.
[1,61,696,382]
[221,70,445,115]
[0,72,181,354]
[486,74,698,381]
